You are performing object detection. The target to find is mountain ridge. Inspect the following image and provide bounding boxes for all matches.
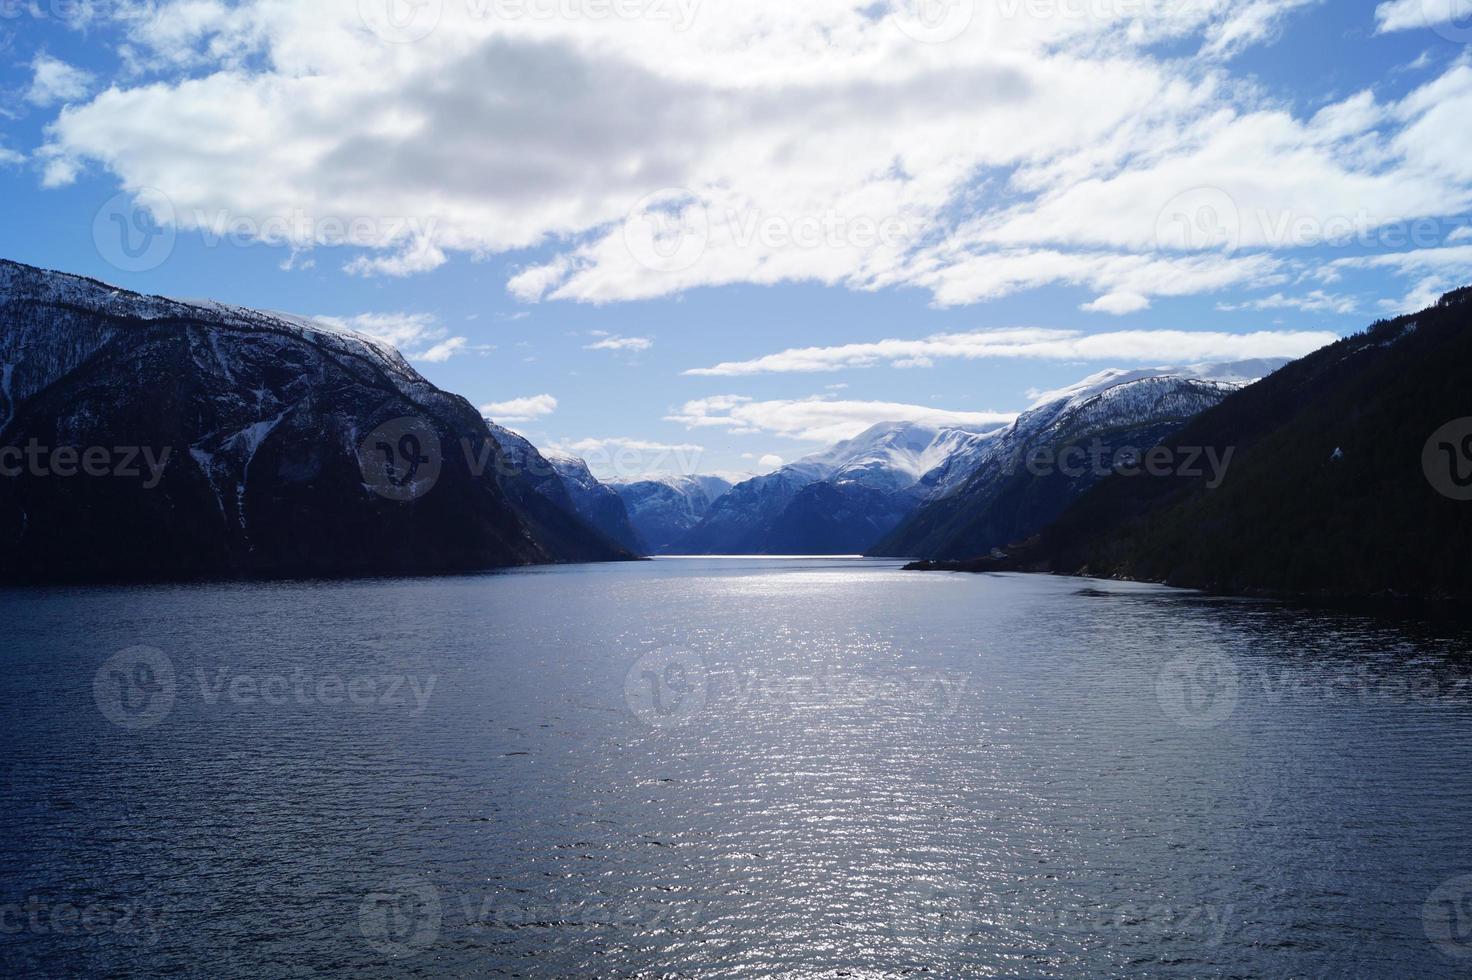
[0,258,633,582]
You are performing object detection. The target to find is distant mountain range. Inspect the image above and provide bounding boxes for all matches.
[610,475,735,553]
[628,364,1272,558]
[0,259,632,582]
[917,287,1472,599]
[872,366,1268,560]
[666,422,999,555]
[14,256,1454,597]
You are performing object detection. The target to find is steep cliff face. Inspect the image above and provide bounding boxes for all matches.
[977,290,1472,598]
[0,259,630,582]
[873,372,1249,560]
[670,422,998,555]
[545,451,644,554]
[612,475,733,553]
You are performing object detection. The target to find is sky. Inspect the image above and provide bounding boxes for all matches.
[2,0,1471,481]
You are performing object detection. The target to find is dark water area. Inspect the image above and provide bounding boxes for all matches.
[3,558,1472,977]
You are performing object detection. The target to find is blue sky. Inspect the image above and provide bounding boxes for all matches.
[2,0,1470,479]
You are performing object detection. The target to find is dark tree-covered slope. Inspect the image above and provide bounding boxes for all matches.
[0,259,631,582]
[929,287,1472,599]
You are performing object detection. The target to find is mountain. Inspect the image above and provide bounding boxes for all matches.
[612,474,734,553]
[482,424,643,555]
[544,451,643,554]
[921,288,1472,599]
[0,259,632,583]
[872,366,1264,560]
[670,422,998,555]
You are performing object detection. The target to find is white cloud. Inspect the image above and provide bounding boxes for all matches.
[1215,290,1360,315]
[481,394,559,423]
[416,337,468,363]
[26,54,94,107]
[683,326,1338,377]
[314,312,473,363]
[585,334,654,352]
[556,437,703,455]
[0,147,25,167]
[1081,292,1150,315]
[1327,244,1472,313]
[1376,0,1472,33]
[551,436,706,479]
[666,395,1016,444]
[757,454,785,470]
[29,2,1472,312]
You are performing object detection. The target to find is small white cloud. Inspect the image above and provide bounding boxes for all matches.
[585,335,654,353]
[0,147,25,167]
[1081,292,1151,315]
[685,327,1338,378]
[667,395,1016,444]
[416,337,468,363]
[314,312,472,363]
[343,239,446,278]
[1215,290,1359,315]
[1376,0,1472,33]
[758,454,784,470]
[26,54,94,107]
[482,394,559,423]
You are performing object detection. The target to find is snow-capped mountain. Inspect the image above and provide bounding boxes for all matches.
[482,424,643,554]
[0,259,631,582]
[670,421,1000,555]
[612,474,734,553]
[543,450,643,554]
[667,362,1279,558]
[872,363,1281,560]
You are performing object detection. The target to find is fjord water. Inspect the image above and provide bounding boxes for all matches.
[4,559,1472,977]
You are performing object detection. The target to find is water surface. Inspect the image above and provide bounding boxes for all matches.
[3,558,1472,976]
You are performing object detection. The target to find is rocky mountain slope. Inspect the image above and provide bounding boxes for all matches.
[670,422,998,555]
[872,367,1263,559]
[612,474,734,553]
[932,288,1472,599]
[0,259,631,582]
